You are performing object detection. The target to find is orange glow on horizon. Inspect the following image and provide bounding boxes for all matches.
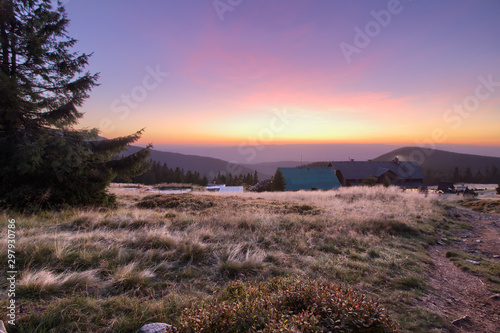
[83,117,500,148]
[136,135,500,147]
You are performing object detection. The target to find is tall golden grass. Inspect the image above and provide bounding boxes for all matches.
[0,185,452,332]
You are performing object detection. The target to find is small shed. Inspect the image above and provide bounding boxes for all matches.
[278,167,342,191]
[206,185,244,193]
[219,186,244,193]
[206,184,225,192]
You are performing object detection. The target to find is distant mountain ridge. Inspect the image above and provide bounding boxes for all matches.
[372,147,500,173]
[122,145,500,184]
[241,161,308,175]
[123,146,272,179]
[152,143,500,163]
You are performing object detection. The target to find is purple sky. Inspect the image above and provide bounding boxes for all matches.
[63,0,500,156]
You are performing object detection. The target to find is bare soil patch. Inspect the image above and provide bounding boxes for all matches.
[419,207,500,332]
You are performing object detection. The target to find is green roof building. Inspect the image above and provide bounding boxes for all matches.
[278,167,342,191]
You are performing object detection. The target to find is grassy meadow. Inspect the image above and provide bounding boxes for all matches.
[1,186,456,332]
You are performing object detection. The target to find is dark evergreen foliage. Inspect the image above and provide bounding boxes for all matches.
[271,169,286,191]
[124,159,259,187]
[0,0,150,209]
[452,167,460,182]
[423,164,500,185]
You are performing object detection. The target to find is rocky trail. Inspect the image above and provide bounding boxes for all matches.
[419,207,500,332]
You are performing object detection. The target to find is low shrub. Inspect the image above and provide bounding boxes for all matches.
[169,277,396,332]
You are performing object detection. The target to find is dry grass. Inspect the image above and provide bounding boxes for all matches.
[461,199,500,214]
[18,269,101,297]
[112,262,155,291]
[0,185,448,332]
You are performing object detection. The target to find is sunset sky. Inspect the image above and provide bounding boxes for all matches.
[66,0,500,151]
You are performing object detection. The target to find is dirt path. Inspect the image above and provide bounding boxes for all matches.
[419,207,500,332]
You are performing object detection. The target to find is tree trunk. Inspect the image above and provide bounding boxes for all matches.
[0,0,11,75]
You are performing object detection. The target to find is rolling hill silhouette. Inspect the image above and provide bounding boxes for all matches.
[123,145,500,184]
[373,147,500,173]
[123,146,271,179]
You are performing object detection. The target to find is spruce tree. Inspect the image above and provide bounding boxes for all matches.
[271,169,286,191]
[452,167,460,182]
[0,0,150,209]
[475,169,483,183]
[464,167,473,183]
[492,165,499,183]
